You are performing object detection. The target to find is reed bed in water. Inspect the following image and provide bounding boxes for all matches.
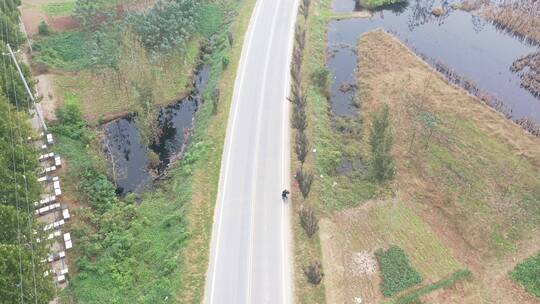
[511,51,540,99]
[483,0,540,45]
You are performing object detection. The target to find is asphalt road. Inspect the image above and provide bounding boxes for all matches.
[205,0,299,303]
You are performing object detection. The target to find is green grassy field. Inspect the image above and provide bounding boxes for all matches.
[41,1,76,17]
[510,252,540,298]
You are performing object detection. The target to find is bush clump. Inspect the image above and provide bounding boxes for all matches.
[304,261,324,285]
[369,105,395,182]
[375,246,422,297]
[510,251,540,298]
[38,20,52,36]
[299,206,318,238]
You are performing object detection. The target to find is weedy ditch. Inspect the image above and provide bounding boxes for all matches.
[103,64,211,195]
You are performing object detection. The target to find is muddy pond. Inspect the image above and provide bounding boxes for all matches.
[329,0,540,123]
[103,64,211,195]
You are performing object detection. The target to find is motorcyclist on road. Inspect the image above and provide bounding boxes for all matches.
[281,189,290,199]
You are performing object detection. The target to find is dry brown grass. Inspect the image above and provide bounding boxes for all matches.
[482,0,540,45]
[337,28,540,303]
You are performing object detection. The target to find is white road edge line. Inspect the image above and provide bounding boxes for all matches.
[282,0,300,303]
[207,0,265,302]
[246,0,285,301]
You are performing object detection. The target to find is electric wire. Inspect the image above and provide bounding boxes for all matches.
[2,7,40,303]
[0,1,26,302]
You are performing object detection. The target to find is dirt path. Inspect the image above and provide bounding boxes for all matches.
[36,74,59,121]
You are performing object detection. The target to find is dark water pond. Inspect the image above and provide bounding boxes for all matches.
[104,64,211,195]
[329,0,540,123]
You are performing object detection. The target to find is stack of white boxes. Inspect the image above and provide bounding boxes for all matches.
[36,133,73,286]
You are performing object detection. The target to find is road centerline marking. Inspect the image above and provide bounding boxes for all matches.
[207,0,265,302]
[246,0,285,302]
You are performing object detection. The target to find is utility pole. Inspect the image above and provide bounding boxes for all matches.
[6,43,47,131]
[18,16,32,53]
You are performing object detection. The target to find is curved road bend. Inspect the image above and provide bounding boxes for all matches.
[205,0,299,303]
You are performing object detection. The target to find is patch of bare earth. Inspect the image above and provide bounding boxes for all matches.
[36,74,59,121]
[20,0,78,35]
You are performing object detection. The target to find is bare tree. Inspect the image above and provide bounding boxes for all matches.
[296,168,314,199]
[299,206,318,237]
[295,130,310,163]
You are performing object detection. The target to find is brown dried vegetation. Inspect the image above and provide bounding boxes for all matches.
[483,0,540,45]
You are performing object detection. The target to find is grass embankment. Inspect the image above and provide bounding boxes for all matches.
[291,0,381,302]
[51,1,255,303]
[354,29,540,302]
[291,0,330,303]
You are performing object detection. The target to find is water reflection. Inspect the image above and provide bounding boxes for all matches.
[328,0,540,122]
[104,64,211,195]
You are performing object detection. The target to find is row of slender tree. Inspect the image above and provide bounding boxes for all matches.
[0,1,55,303]
[290,0,326,287]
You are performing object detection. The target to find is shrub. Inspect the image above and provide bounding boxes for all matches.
[375,246,422,297]
[79,169,119,213]
[53,94,89,141]
[369,105,395,182]
[311,66,330,91]
[38,20,52,36]
[295,168,314,199]
[299,206,318,238]
[212,87,220,115]
[222,56,230,69]
[510,252,540,298]
[295,130,310,163]
[304,261,324,285]
[147,150,161,170]
[292,101,307,131]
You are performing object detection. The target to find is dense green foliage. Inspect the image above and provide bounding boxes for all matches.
[38,21,52,36]
[393,269,471,304]
[369,105,395,182]
[0,93,54,303]
[33,31,92,71]
[0,0,35,109]
[0,96,40,212]
[35,0,224,71]
[510,252,540,297]
[57,8,235,298]
[375,246,423,297]
[129,0,198,52]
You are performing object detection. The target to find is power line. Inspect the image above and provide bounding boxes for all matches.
[0,1,25,302]
[6,43,47,132]
[3,26,40,304]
